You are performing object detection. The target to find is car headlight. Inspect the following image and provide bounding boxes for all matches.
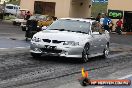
[63,41,79,46]
[31,37,41,42]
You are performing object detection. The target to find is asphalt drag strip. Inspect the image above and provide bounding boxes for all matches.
[0,41,132,88]
[0,38,30,49]
[0,51,131,88]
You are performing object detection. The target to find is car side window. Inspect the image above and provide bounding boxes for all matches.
[6,6,13,9]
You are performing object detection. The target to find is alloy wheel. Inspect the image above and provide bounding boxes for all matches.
[82,43,90,63]
[103,43,109,58]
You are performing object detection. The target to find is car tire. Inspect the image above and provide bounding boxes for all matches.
[13,21,16,25]
[31,53,42,58]
[81,43,90,63]
[103,43,109,58]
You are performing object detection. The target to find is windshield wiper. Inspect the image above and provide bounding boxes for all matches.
[49,29,71,32]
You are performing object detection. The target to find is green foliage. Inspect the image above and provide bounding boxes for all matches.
[6,0,20,5]
[4,15,16,20]
[91,2,108,18]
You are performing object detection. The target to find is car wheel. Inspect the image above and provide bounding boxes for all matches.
[103,43,109,58]
[82,43,90,63]
[31,53,42,58]
[13,21,16,25]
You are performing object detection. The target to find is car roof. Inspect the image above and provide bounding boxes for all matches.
[60,18,95,24]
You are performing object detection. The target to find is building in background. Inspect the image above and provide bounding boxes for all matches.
[108,0,132,32]
[20,0,92,18]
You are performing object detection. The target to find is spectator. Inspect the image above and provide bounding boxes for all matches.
[51,16,58,21]
[96,13,101,22]
[116,19,123,34]
[103,13,112,32]
[109,20,114,32]
[25,11,32,20]
[100,13,105,25]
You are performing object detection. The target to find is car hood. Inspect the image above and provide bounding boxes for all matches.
[33,30,89,42]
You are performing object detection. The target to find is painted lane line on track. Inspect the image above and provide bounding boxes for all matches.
[0,48,9,49]
[119,74,132,79]
[0,46,30,50]
[14,47,30,49]
[0,33,17,34]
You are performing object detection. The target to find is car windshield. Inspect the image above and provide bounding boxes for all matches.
[46,19,91,34]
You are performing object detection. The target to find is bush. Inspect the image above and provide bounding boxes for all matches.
[4,15,17,20]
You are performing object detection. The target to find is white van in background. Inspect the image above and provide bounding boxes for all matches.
[5,4,20,15]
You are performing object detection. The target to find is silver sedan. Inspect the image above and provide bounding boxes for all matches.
[30,18,110,62]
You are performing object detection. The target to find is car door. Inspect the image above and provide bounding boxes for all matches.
[90,22,104,54]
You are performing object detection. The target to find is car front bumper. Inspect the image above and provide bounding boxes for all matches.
[30,42,83,58]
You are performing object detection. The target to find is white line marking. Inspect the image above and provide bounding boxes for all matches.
[0,46,30,50]
[119,74,132,79]
[19,46,30,48]
[0,48,8,49]
[0,33,17,35]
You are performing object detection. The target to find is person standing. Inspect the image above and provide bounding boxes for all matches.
[116,19,123,34]
[103,13,112,32]
[96,13,101,22]
[25,11,32,20]
[100,13,105,25]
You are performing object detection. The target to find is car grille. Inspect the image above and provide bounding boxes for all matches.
[42,39,51,43]
[52,40,64,43]
[42,39,64,44]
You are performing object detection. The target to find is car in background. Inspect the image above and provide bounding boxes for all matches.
[21,14,41,31]
[12,9,29,26]
[5,4,20,16]
[21,15,53,31]
[30,18,110,62]
[37,15,53,27]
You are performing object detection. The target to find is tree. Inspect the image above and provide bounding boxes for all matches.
[6,0,20,5]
